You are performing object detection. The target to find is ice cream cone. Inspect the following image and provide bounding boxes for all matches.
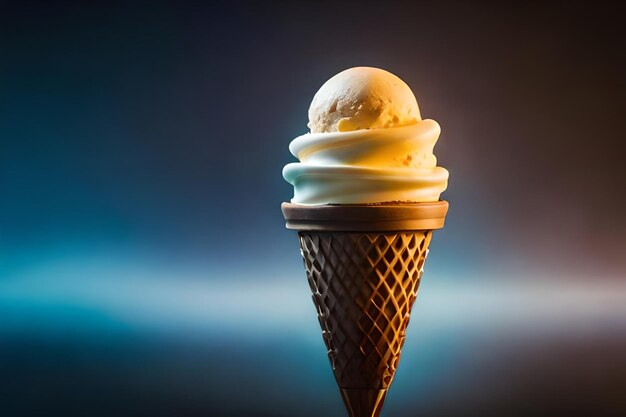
[282,201,448,417]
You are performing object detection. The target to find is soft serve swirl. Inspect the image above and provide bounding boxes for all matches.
[283,119,448,205]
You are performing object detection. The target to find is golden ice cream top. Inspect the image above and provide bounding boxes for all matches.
[284,67,448,205]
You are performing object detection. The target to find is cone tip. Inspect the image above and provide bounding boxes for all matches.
[340,388,387,417]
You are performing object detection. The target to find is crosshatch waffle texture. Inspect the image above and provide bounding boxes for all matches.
[298,231,432,392]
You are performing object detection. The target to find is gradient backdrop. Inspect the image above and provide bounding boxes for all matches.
[1,1,625,416]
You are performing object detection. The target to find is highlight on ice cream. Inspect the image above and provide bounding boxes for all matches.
[283,66,448,205]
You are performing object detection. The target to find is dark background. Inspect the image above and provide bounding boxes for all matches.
[1,1,625,416]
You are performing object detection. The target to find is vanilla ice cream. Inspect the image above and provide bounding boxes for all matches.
[308,67,421,133]
[283,66,448,205]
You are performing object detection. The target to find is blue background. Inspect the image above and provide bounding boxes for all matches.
[1,1,625,416]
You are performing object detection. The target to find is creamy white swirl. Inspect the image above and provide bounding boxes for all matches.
[283,119,449,205]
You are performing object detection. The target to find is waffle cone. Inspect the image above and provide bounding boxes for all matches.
[282,201,448,417]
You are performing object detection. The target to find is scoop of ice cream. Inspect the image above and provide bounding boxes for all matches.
[308,67,421,133]
[284,67,448,205]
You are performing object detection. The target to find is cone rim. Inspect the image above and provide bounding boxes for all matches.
[282,200,448,231]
